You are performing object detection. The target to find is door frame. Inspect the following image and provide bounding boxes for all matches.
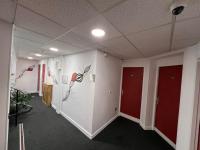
[119,66,145,124]
[194,61,200,150]
[152,64,183,149]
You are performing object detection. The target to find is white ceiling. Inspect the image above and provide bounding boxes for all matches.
[0,0,200,60]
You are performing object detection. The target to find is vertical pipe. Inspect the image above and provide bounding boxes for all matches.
[169,15,176,51]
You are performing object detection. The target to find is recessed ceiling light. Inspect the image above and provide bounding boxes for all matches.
[27,57,33,60]
[91,28,105,38]
[49,47,59,52]
[35,53,42,57]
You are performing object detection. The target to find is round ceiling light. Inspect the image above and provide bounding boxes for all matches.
[91,28,105,38]
[49,47,58,52]
[35,53,42,57]
[27,57,33,60]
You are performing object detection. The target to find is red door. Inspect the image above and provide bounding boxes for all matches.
[120,67,144,119]
[155,65,183,144]
[198,124,200,150]
[37,64,40,91]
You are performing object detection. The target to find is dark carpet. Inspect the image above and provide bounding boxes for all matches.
[8,94,174,150]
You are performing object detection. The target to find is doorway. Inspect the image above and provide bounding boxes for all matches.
[120,67,144,119]
[37,64,41,92]
[155,65,183,144]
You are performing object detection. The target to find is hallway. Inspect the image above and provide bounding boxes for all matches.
[8,95,174,150]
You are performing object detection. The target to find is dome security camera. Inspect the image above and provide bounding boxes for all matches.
[170,1,187,16]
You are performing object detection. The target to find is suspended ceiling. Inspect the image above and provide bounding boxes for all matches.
[0,0,200,60]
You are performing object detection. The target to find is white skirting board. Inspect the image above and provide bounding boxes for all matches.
[60,111,119,139]
[60,111,93,139]
[140,122,153,130]
[119,112,175,148]
[56,108,175,148]
[119,112,153,130]
[91,115,118,139]
[51,104,56,110]
[119,112,140,123]
[154,127,176,149]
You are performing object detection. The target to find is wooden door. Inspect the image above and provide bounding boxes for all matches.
[155,65,183,143]
[120,67,144,119]
[42,64,46,83]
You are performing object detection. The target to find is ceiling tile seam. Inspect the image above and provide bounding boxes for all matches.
[15,25,53,40]
[12,0,18,24]
[124,22,172,36]
[175,37,200,41]
[86,0,128,14]
[41,42,94,56]
[14,35,45,45]
[15,25,82,54]
[14,26,89,55]
[42,48,93,57]
[98,1,200,38]
[123,14,200,37]
[28,12,105,55]
[85,1,145,57]
[103,15,145,57]
[87,0,145,57]
[17,0,137,58]
[101,0,129,13]
[16,3,67,28]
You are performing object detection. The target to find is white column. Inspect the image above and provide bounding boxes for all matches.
[176,46,198,150]
[0,20,13,150]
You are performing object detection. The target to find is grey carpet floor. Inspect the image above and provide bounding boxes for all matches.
[8,94,174,150]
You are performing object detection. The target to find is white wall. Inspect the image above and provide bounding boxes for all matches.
[176,44,200,150]
[39,51,96,136]
[40,50,122,138]
[0,20,13,150]
[15,58,39,93]
[92,51,121,134]
[61,51,96,134]
[10,35,17,87]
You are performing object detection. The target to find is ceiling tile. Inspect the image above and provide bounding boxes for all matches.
[174,17,200,40]
[176,0,200,21]
[15,6,66,38]
[14,36,46,58]
[0,0,17,23]
[88,0,124,12]
[58,31,95,49]
[14,36,41,52]
[14,27,51,45]
[101,36,143,59]
[18,0,98,29]
[174,38,200,51]
[42,40,88,56]
[104,0,172,35]
[72,15,122,44]
[127,25,171,57]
